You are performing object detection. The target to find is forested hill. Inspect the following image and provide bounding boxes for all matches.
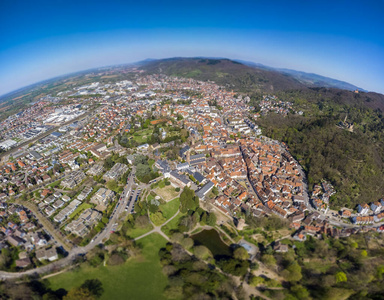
[139,57,384,111]
[139,57,306,93]
[140,57,384,209]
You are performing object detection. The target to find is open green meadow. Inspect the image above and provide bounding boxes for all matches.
[125,223,154,239]
[48,233,168,300]
[131,129,153,144]
[159,197,180,220]
[161,211,186,236]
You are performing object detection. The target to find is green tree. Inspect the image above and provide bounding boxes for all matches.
[249,276,265,286]
[103,157,114,170]
[136,164,151,179]
[193,245,212,259]
[106,180,117,191]
[377,265,384,279]
[282,262,302,282]
[206,212,217,226]
[180,237,194,249]
[135,215,150,229]
[179,186,199,213]
[233,247,249,261]
[80,279,104,298]
[134,155,147,166]
[261,254,276,267]
[63,288,95,300]
[163,286,183,299]
[335,271,347,283]
[217,258,249,277]
[290,285,310,299]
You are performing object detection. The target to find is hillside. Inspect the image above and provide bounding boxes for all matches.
[139,57,306,93]
[236,59,365,91]
[277,69,365,91]
[258,112,384,208]
[273,87,384,112]
[140,57,384,208]
[140,57,384,111]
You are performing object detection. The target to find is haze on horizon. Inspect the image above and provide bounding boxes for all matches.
[1,0,383,96]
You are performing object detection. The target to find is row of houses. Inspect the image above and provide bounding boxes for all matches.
[66,208,102,237]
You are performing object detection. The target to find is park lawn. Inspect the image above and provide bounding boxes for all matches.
[48,233,169,300]
[155,185,180,201]
[161,211,186,237]
[126,223,154,239]
[132,129,153,144]
[159,197,180,220]
[68,203,92,220]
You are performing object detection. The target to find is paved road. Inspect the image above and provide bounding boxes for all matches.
[0,168,137,280]
[93,167,136,243]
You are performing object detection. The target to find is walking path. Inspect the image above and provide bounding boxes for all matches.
[134,209,180,242]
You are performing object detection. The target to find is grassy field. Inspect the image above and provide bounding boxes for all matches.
[126,223,154,239]
[159,197,180,220]
[150,198,180,226]
[161,211,185,236]
[155,185,179,201]
[131,129,153,144]
[48,233,168,300]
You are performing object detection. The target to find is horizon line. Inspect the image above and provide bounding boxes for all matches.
[0,56,378,99]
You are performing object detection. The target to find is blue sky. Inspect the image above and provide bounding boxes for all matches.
[1,0,383,95]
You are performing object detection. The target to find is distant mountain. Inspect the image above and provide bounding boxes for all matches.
[2,56,383,114]
[278,69,366,92]
[139,57,384,111]
[227,59,365,92]
[140,57,367,92]
[138,57,306,93]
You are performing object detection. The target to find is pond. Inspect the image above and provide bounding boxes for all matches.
[191,229,232,257]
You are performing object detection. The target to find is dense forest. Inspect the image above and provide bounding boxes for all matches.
[256,91,384,209]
